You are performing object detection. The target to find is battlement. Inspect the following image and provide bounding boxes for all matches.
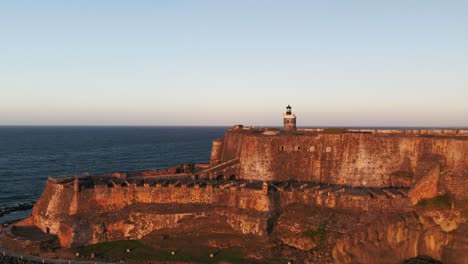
[33,173,415,248]
[63,176,268,193]
[345,128,468,136]
[229,125,468,137]
[36,176,271,224]
[33,175,274,245]
[274,181,410,212]
[44,173,411,216]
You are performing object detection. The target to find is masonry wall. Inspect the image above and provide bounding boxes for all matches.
[220,131,467,191]
[32,180,74,235]
[2,230,44,255]
[32,180,271,239]
[278,188,411,212]
[77,184,270,214]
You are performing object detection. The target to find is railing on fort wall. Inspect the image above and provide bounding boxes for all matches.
[345,129,468,136]
[295,128,467,136]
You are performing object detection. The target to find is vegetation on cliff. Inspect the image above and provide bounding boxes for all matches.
[304,224,326,246]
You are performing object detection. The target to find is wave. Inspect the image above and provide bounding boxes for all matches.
[0,201,35,218]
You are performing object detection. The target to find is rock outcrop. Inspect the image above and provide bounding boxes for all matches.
[331,209,467,264]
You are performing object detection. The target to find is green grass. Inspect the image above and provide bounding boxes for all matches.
[78,240,281,263]
[304,224,326,246]
[79,240,164,262]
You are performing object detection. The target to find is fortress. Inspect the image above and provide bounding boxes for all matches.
[2,106,467,263]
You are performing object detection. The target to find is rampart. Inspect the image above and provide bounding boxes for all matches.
[30,173,417,248]
[275,182,410,212]
[79,179,270,214]
[345,128,468,136]
[32,176,273,247]
[213,128,467,199]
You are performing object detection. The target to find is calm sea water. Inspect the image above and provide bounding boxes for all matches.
[0,126,226,223]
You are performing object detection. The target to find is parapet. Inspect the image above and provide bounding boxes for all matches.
[228,127,467,137]
[275,182,411,212]
[76,176,267,192]
[340,128,467,137]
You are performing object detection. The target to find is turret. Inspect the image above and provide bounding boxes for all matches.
[283,105,296,132]
[73,177,80,192]
[210,139,224,165]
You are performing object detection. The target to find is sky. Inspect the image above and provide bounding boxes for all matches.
[0,1,467,127]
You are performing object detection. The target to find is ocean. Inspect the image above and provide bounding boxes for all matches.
[0,126,227,224]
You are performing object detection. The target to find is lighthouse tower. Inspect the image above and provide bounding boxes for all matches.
[283,105,296,132]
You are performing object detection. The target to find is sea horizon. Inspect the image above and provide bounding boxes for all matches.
[0,126,227,223]
[1,125,467,129]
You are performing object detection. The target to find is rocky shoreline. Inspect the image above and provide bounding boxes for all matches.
[0,202,35,219]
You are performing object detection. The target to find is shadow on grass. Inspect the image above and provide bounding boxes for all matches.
[78,240,282,263]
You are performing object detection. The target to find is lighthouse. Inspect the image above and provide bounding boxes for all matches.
[283,105,296,132]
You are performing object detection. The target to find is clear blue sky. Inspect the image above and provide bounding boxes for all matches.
[1,1,467,126]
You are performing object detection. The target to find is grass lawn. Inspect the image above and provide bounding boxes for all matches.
[79,240,281,263]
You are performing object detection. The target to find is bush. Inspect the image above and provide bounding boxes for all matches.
[304,224,326,245]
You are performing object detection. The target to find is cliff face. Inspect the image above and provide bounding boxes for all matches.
[331,209,467,264]
[273,203,467,264]
[220,131,467,199]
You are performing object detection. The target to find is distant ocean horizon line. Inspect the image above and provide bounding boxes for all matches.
[0,125,467,129]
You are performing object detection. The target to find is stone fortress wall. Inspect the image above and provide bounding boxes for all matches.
[212,127,467,199]
[300,128,468,136]
[32,176,273,247]
[30,172,416,247]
